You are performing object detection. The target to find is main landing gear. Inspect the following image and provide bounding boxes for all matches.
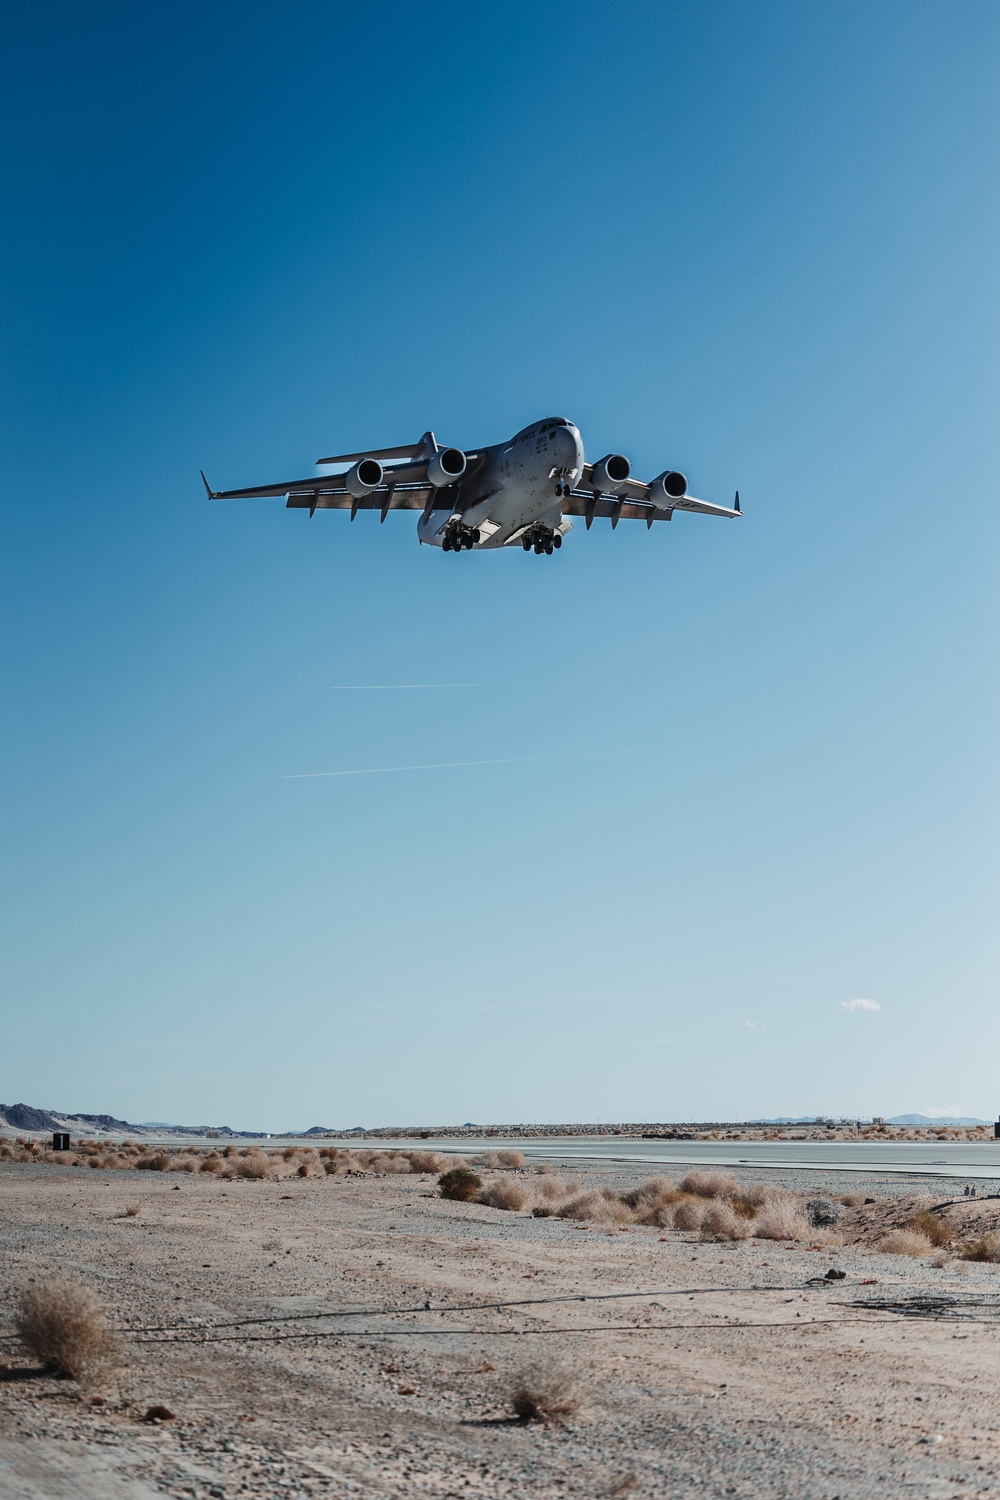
[521,525,562,555]
[442,523,480,552]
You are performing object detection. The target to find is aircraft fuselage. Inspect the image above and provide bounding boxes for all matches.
[417,417,583,551]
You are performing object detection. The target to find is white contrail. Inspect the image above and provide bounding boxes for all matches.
[286,751,609,779]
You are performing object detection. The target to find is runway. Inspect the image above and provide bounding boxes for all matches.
[340,1136,1000,1182]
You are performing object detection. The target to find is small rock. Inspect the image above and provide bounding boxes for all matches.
[825,1267,847,1280]
[918,1434,944,1445]
[806,1199,843,1227]
[143,1405,176,1423]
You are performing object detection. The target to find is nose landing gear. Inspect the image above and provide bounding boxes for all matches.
[442,523,480,552]
[521,525,562,555]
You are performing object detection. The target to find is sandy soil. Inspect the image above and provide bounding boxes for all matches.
[3,1159,1000,1499]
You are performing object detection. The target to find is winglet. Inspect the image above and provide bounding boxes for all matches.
[734,490,741,514]
[200,470,215,500]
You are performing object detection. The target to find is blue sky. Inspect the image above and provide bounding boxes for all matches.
[2,1,997,1130]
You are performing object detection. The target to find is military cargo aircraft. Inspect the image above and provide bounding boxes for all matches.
[202,418,740,554]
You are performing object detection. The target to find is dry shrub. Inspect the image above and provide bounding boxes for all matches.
[876,1229,933,1257]
[471,1151,501,1169]
[477,1178,530,1212]
[908,1211,953,1246]
[958,1233,1000,1263]
[170,1157,199,1173]
[556,1189,633,1226]
[627,1180,684,1229]
[200,1155,222,1173]
[744,1184,799,1211]
[534,1175,576,1203]
[497,1150,526,1168]
[404,1150,442,1173]
[751,1202,808,1241]
[700,1202,753,1241]
[679,1171,739,1199]
[15,1279,122,1389]
[729,1195,758,1220]
[671,1196,708,1231]
[136,1152,169,1171]
[438,1167,481,1201]
[323,1159,340,1175]
[233,1152,272,1180]
[373,1152,411,1174]
[841,1191,868,1208]
[510,1354,592,1424]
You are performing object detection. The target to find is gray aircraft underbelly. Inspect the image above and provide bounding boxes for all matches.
[433,449,564,549]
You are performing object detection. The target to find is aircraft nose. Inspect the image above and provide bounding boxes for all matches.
[553,424,583,473]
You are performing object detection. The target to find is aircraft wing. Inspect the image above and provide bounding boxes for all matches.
[563,486,741,530]
[203,472,446,515]
[573,464,741,525]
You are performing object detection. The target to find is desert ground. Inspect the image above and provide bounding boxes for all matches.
[4,1149,1000,1499]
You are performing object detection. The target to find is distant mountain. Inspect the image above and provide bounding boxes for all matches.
[0,1102,255,1139]
[887,1113,990,1126]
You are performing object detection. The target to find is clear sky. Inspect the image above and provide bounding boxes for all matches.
[2,1,997,1131]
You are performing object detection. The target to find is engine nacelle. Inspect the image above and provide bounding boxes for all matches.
[648,470,687,502]
[427,447,467,488]
[590,453,631,492]
[345,457,384,499]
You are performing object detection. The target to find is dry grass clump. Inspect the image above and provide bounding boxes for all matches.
[477,1178,531,1211]
[136,1152,170,1171]
[750,1200,808,1240]
[232,1151,273,1180]
[908,1210,953,1246]
[496,1149,526,1168]
[438,1167,482,1201]
[535,1175,576,1202]
[841,1191,868,1208]
[875,1229,934,1257]
[678,1171,739,1200]
[700,1202,753,1241]
[200,1154,222,1173]
[403,1150,443,1173]
[555,1189,632,1226]
[15,1278,122,1390]
[622,1179,683,1227]
[958,1233,1000,1263]
[671,1196,708,1231]
[510,1354,592,1424]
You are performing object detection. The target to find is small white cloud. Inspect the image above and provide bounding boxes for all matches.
[839,998,881,1013]
[744,1019,766,1029]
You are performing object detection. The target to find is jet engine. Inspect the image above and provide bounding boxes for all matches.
[345,458,384,499]
[590,453,631,492]
[648,470,688,501]
[427,447,467,488]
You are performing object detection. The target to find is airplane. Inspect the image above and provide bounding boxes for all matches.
[202,417,741,555]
